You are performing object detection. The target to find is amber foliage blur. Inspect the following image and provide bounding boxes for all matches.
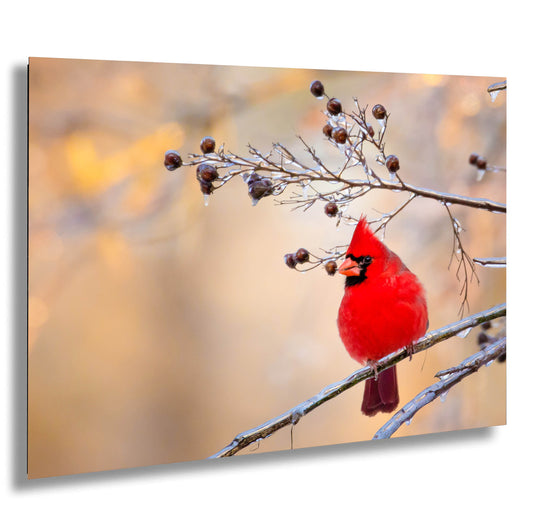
[28,58,506,478]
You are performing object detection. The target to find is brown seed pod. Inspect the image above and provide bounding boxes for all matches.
[164,150,183,171]
[469,153,479,165]
[326,98,342,116]
[325,261,337,276]
[295,248,309,264]
[372,104,387,120]
[246,172,262,185]
[366,124,375,138]
[385,155,400,173]
[477,332,489,346]
[200,136,216,154]
[332,126,348,144]
[323,124,333,138]
[476,156,487,170]
[310,80,325,98]
[284,253,297,269]
[324,202,339,217]
[197,163,219,182]
[199,179,214,195]
[249,178,274,200]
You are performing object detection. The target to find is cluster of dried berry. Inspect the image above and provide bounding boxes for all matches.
[164,79,403,277]
[468,152,487,170]
[311,81,400,175]
[284,248,310,269]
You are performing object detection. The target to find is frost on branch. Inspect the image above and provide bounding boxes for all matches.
[163,79,506,456]
[164,79,505,312]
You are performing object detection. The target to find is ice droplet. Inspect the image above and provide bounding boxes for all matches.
[290,409,303,425]
[251,197,259,207]
[302,184,309,200]
[405,418,412,426]
[456,327,472,338]
[476,169,486,181]
[489,90,499,103]
[485,360,494,367]
[378,118,386,130]
[440,391,449,403]
[203,194,210,207]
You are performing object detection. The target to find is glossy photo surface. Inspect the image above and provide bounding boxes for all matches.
[28,58,506,478]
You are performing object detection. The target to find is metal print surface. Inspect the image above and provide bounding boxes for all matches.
[28,58,506,478]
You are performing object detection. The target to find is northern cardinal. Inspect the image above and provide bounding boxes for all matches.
[337,217,428,416]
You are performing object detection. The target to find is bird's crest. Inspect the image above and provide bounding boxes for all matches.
[346,217,388,258]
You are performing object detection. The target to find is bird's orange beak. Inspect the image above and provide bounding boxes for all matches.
[338,257,361,277]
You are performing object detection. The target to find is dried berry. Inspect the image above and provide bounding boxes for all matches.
[477,332,489,346]
[385,155,400,173]
[310,80,325,98]
[323,124,333,138]
[249,178,274,200]
[481,321,491,331]
[295,248,309,264]
[164,150,183,171]
[324,202,339,217]
[325,261,337,276]
[246,172,262,185]
[469,153,479,165]
[332,126,348,144]
[476,156,487,170]
[200,136,216,154]
[366,124,375,138]
[497,353,506,363]
[199,179,214,195]
[327,98,342,116]
[284,253,297,269]
[372,104,387,120]
[197,164,219,182]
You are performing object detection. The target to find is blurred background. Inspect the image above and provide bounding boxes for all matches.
[28,58,506,479]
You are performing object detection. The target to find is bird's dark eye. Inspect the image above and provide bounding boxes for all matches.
[361,255,372,265]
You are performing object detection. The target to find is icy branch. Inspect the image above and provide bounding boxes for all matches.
[373,336,506,439]
[209,303,506,459]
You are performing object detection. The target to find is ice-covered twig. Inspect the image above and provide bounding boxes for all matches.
[209,303,506,459]
[373,336,506,440]
[473,257,506,268]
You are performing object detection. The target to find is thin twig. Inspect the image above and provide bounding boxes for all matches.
[473,257,506,268]
[209,303,506,459]
[373,336,506,439]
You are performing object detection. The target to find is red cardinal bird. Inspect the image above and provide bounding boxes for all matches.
[337,217,428,416]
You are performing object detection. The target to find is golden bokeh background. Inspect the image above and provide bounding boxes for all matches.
[28,58,506,479]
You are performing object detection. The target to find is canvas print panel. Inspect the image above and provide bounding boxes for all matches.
[28,58,506,478]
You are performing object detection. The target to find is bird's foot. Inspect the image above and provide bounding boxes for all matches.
[406,343,415,361]
[367,360,379,380]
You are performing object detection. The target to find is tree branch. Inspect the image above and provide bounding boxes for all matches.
[209,303,506,459]
[373,336,506,439]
